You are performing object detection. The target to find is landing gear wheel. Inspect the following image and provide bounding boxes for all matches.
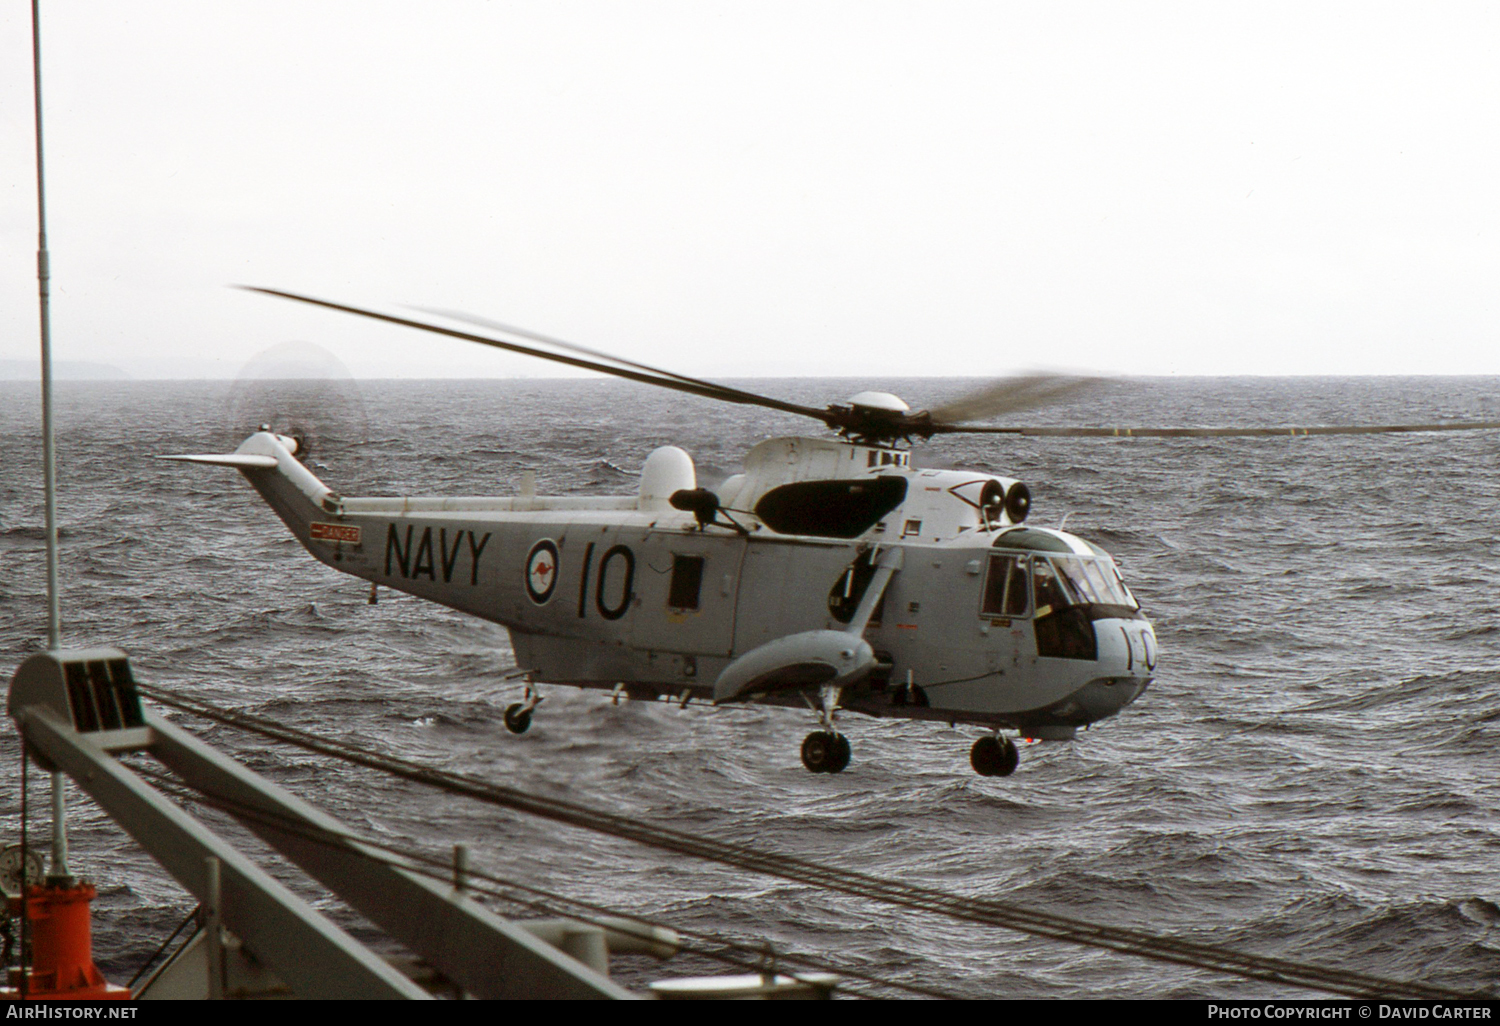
[828,733,851,773]
[970,735,1019,777]
[801,731,848,773]
[503,703,533,735]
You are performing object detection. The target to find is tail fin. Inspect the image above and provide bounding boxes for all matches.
[160,432,343,534]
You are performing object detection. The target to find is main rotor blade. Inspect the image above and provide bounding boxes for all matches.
[932,421,1500,438]
[925,373,1105,425]
[414,305,801,415]
[240,287,835,424]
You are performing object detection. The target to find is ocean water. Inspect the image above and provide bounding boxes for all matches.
[1,375,1498,998]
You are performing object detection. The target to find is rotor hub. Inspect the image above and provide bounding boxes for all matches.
[822,392,929,444]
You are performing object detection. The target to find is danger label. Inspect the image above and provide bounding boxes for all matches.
[310,522,362,544]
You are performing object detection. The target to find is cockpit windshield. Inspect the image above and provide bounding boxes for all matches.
[980,551,1139,618]
[1046,555,1138,610]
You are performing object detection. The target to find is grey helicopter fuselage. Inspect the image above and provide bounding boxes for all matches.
[198,427,1155,744]
[175,287,1500,773]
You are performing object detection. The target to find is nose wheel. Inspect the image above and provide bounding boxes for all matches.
[801,731,851,774]
[970,735,1019,777]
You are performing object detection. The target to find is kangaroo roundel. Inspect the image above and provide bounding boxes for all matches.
[525,539,560,604]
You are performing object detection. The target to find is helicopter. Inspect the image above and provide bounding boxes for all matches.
[165,288,1500,777]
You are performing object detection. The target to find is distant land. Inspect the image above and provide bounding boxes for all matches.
[0,360,132,380]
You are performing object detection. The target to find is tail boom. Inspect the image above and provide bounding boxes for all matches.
[160,432,343,543]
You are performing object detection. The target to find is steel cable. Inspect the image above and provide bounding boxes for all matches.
[137,682,1486,1000]
[125,760,948,999]
[125,904,201,992]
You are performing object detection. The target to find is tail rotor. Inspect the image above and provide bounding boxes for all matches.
[225,341,370,469]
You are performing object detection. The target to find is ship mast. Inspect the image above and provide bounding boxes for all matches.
[30,0,70,881]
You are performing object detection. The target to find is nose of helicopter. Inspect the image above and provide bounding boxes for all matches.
[1097,617,1157,681]
[1085,617,1155,716]
[1031,618,1155,736]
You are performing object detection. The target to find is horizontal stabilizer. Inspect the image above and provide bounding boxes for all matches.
[157,453,279,469]
[160,432,341,514]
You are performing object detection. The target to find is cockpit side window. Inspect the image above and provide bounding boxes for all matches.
[981,553,1031,618]
[1005,558,1029,615]
[1032,558,1070,617]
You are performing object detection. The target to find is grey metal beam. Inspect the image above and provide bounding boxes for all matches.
[146,712,635,1000]
[16,708,430,1000]
[845,545,902,636]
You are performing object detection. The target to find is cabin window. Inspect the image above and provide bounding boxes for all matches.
[982,554,1031,618]
[668,555,705,610]
[754,477,909,539]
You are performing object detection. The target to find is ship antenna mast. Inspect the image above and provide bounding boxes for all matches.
[30,0,70,883]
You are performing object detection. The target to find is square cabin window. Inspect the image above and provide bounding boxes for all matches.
[669,555,706,610]
[982,553,1030,618]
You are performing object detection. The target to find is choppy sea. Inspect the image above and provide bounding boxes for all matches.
[2,375,1499,998]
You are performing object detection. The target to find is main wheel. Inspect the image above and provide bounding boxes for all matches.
[801,731,836,773]
[995,736,1019,776]
[504,703,533,735]
[970,735,1020,777]
[828,733,851,773]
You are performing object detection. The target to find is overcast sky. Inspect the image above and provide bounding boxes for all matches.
[2,2,1497,380]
